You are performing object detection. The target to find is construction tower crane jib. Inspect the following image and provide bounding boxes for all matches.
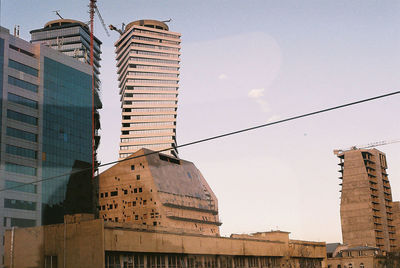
[333,139,400,155]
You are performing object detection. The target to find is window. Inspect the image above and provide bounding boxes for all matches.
[100,193,104,198]
[131,165,135,170]
[136,174,140,180]
[45,255,58,268]
[6,127,37,142]
[360,264,364,268]
[9,59,38,76]
[133,201,136,206]
[135,215,138,220]
[139,188,142,193]
[348,264,353,268]
[143,200,147,205]
[5,162,36,176]
[105,192,108,197]
[5,180,36,193]
[8,76,38,92]
[4,199,36,211]
[7,109,38,125]
[111,191,118,197]
[6,144,37,159]
[134,188,137,193]
[8,93,38,109]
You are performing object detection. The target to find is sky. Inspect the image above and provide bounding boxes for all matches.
[1,0,399,243]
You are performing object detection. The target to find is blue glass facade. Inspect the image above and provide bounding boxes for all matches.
[41,57,92,224]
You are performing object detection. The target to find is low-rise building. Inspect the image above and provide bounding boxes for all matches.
[4,214,326,268]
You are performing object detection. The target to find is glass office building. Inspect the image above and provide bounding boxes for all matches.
[0,26,93,258]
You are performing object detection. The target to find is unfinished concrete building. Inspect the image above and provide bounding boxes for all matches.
[336,148,396,252]
[98,149,221,236]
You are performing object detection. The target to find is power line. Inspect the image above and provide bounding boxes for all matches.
[0,90,399,193]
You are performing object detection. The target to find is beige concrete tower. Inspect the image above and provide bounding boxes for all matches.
[336,148,396,252]
[114,20,181,159]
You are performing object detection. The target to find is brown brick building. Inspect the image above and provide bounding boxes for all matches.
[98,149,221,236]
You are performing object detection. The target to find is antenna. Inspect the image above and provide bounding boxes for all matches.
[53,10,64,19]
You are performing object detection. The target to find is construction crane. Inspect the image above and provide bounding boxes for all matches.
[53,10,63,19]
[333,139,400,155]
[109,24,124,35]
[94,6,110,36]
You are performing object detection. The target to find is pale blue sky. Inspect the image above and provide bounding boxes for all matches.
[2,0,399,242]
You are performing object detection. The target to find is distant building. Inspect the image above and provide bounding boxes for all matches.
[326,243,388,268]
[4,214,326,267]
[30,19,103,169]
[336,148,397,252]
[113,20,181,159]
[98,149,220,235]
[0,25,93,260]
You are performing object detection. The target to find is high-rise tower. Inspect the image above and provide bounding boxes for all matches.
[336,148,396,252]
[113,20,181,159]
[30,19,102,169]
[0,26,93,260]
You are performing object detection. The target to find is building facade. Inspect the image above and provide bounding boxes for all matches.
[114,20,181,159]
[30,19,103,170]
[99,149,220,236]
[0,26,93,262]
[335,148,396,252]
[4,214,326,268]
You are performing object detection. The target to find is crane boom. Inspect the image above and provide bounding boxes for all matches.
[334,139,400,155]
[94,6,110,36]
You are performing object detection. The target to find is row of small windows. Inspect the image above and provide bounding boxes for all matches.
[8,92,38,109]
[100,187,143,199]
[121,136,173,143]
[132,64,179,71]
[6,127,37,142]
[128,79,178,85]
[133,28,180,40]
[3,217,36,228]
[132,35,180,45]
[9,44,35,58]
[9,59,38,77]
[122,114,175,120]
[124,93,177,99]
[125,86,178,91]
[7,109,38,125]
[123,107,175,113]
[123,100,177,105]
[8,76,38,93]
[131,43,179,52]
[130,57,179,65]
[128,72,178,78]
[122,129,174,136]
[4,198,36,211]
[5,162,37,176]
[131,50,178,59]
[120,143,172,151]
[5,180,37,193]
[122,122,175,128]
[6,144,37,159]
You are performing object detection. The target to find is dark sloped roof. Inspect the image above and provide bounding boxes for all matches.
[326,243,341,254]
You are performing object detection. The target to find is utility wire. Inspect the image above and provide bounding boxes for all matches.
[0,90,399,193]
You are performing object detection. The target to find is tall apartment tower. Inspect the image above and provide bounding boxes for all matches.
[30,19,102,168]
[0,26,93,258]
[336,148,396,252]
[114,20,181,159]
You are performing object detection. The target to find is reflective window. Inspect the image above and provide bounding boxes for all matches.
[9,59,38,76]
[8,92,38,109]
[5,162,37,176]
[5,180,37,193]
[7,109,38,125]
[6,144,37,159]
[8,76,38,92]
[6,127,37,142]
[4,199,36,211]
